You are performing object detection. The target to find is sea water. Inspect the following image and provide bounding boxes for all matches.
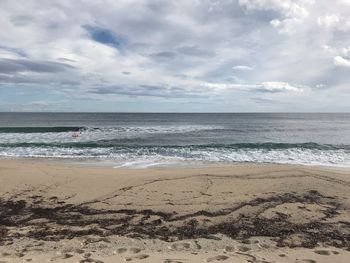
[0,113,349,168]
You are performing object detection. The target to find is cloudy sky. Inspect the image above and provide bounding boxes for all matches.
[0,0,349,112]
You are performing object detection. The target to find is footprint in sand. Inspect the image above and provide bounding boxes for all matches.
[246,239,270,249]
[314,250,331,255]
[297,260,317,263]
[258,243,270,249]
[29,247,44,252]
[206,255,229,262]
[75,248,85,254]
[115,247,142,254]
[235,252,258,262]
[163,260,184,263]
[80,259,104,263]
[15,252,25,258]
[169,242,191,250]
[314,250,340,256]
[116,248,128,254]
[129,247,141,253]
[124,254,149,261]
[241,238,259,244]
[224,245,251,253]
[50,253,74,261]
[224,246,235,252]
[238,246,251,252]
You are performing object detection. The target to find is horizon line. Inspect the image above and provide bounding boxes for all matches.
[0,111,349,114]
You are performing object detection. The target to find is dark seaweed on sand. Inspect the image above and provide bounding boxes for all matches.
[0,190,349,250]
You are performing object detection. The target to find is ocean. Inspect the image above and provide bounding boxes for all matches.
[0,112,350,168]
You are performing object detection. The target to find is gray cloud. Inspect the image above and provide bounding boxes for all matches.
[149,51,177,59]
[251,97,287,104]
[89,85,204,98]
[0,46,27,57]
[0,0,349,111]
[176,45,214,57]
[10,15,34,27]
[0,58,74,74]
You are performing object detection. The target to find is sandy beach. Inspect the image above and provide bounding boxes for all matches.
[0,160,350,262]
[1,0,350,260]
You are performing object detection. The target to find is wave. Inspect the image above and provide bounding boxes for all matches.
[0,125,349,167]
[0,126,85,133]
[0,125,219,133]
[0,142,348,150]
[0,125,222,145]
[0,144,348,167]
[0,142,349,167]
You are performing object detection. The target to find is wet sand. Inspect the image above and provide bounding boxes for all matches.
[1,160,350,262]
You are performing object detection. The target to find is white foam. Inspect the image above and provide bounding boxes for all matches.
[113,160,165,169]
[0,146,349,168]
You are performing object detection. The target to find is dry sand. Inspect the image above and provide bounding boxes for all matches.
[1,160,350,262]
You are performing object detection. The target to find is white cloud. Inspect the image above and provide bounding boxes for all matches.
[258,82,304,92]
[239,0,314,33]
[316,84,326,88]
[321,45,336,53]
[334,56,350,67]
[322,45,350,66]
[233,65,253,71]
[239,0,312,18]
[202,81,304,93]
[341,47,350,57]
[318,14,340,27]
[270,18,303,34]
[317,14,350,31]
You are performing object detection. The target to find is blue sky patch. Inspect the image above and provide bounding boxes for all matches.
[84,25,125,51]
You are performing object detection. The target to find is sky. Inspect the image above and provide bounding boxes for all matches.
[0,0,350,112]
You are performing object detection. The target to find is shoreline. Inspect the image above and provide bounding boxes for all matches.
[1,160,350,262]
[2,157,350,171]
